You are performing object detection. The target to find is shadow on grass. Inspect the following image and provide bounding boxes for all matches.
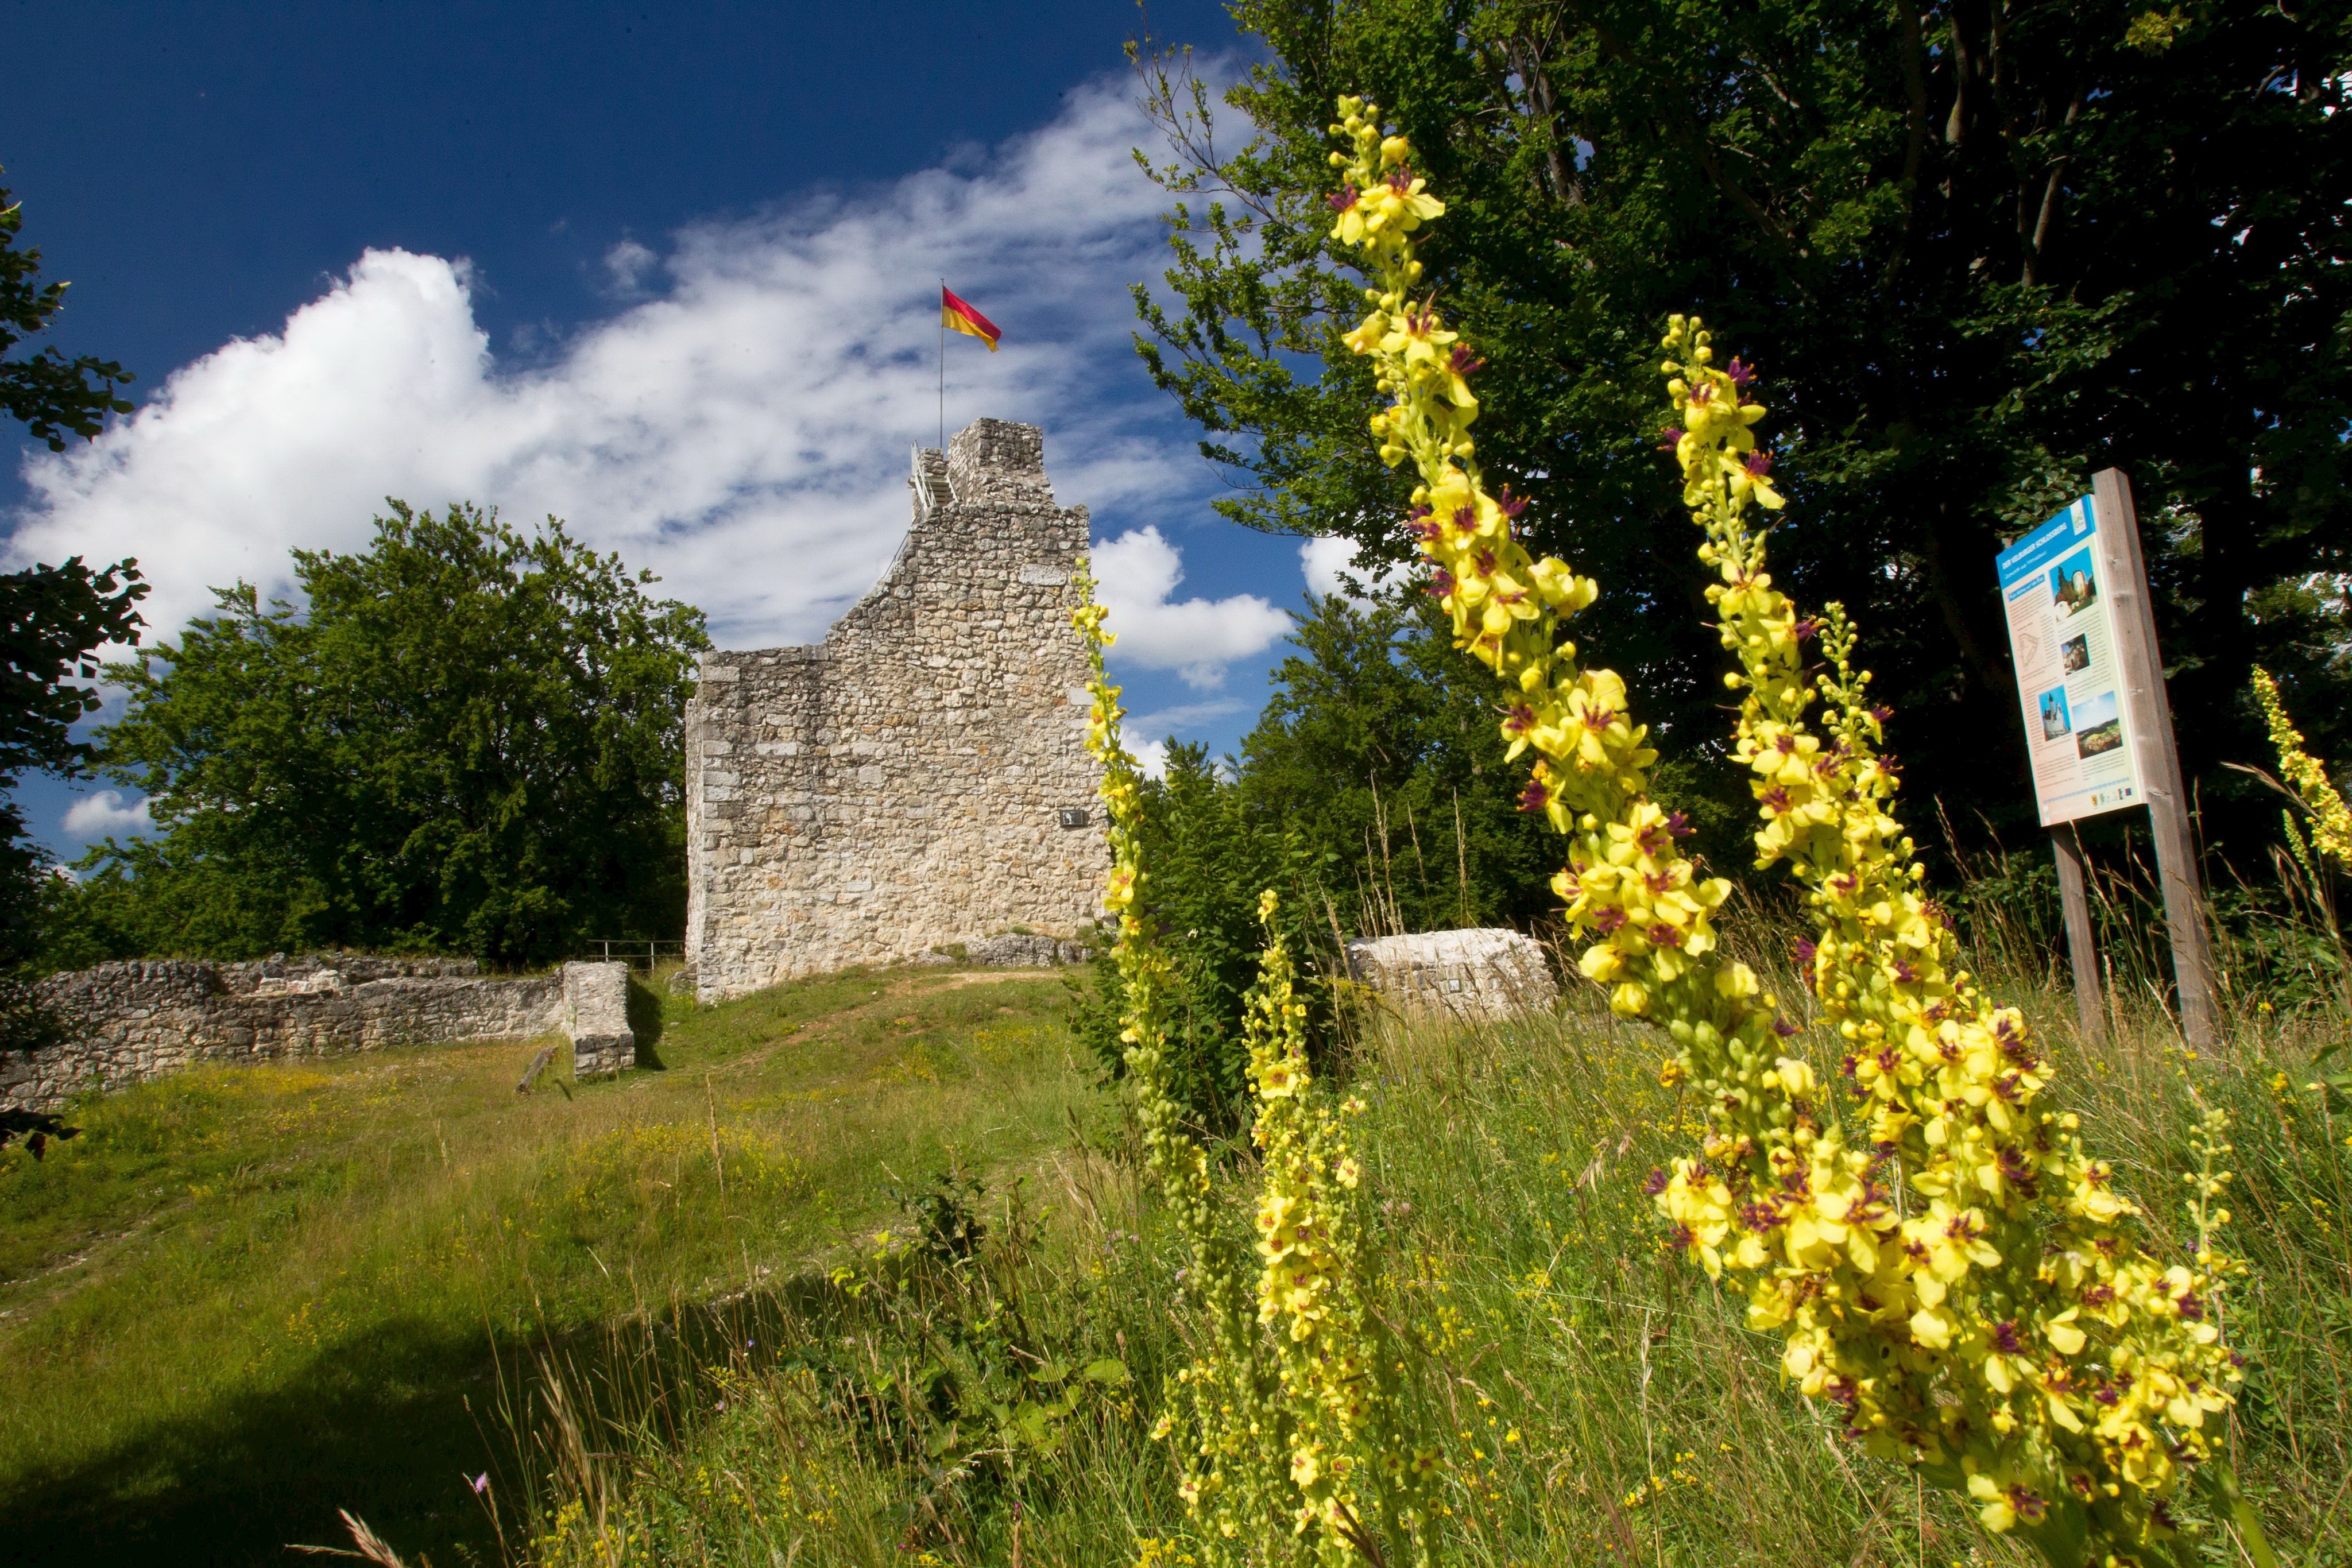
[0,1314,513,1567]
[626,974,668,1072]
[0,1265,902,1567]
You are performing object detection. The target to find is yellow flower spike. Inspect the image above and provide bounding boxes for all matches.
[2254,665,2352,869]
[1240,893,1433,1559]
[1656,316,2249,1567]
[1072,562,1309,1559]
[1332,107,2257,1568]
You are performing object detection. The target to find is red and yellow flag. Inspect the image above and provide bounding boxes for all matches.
[940,286,1001,351]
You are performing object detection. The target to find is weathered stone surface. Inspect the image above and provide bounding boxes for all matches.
[2,952,641,1111]
[1345,929,1560,1021]
[961,932,1092,968]
[562,962,636,1076]
[684,418,1106,1001]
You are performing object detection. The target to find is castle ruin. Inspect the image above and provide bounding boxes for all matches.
[683,419,1106,1001]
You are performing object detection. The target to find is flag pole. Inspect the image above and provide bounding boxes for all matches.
[937,278,945,451]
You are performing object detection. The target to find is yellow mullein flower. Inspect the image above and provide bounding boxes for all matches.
[1240,894,1434,1559]
[1071,563,1298,1560]
[2253,664,2352,868]
[1658,314,2253,1566]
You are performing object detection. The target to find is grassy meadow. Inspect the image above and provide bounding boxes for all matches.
[3,951,2347,1568]
[502,966,2352,1568]
[0,964,1100,1566]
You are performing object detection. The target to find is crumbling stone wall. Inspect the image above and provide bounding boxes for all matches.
[683,419,1105,1001]
[2,954,637,1112]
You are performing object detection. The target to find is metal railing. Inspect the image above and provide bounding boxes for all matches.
[581,939,684,971]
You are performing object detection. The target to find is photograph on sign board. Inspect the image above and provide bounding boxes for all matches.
[2039,686,2073,740]
[2061,632,2090,673]
[2074,690,2122,758]
[2049,547,2098,619]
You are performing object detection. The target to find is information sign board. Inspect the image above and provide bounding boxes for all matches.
[1995,495,2148,826]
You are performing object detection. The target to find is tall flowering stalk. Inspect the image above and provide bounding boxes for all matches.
[1326,99,1790,1245]
[1077,570,1430,1566]
[1074,565,1287,1555]
[2252,665,2352,874]
[1327,95,2255,1568]
[1659,317,2249,1566]
[1325,102,1758,1036]
[1244,889,1436,1564]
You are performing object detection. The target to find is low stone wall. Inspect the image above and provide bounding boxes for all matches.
[1345,930,1560,1022]
[2,954,639,1112]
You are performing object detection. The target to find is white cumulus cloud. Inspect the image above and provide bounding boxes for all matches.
[1299,534,1405,603]
[61,789,153,839]
[6,75,1279,680]
[1092,525,1291,688]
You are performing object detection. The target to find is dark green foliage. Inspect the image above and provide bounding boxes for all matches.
[1238,591,1748,929]
[60,502,708,968]
[1073,738,1330,1135]
[0,171,143,1043]
[1,560,149,1029]
[899,1170,991,1268]
[1133,0,2352,859]
[1,171,133,450]
[1244,593,1587,931]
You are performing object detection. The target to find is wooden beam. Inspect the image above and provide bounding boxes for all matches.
[2049,821,2105,1044]
[2092,467,2218,1046]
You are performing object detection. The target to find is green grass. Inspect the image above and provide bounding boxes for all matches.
[7,958,2347,1568]
[500,982,2352,1568]
[0,964,1100,1566]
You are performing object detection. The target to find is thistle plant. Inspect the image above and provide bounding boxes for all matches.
[2252,664,2352,874]
[1326,99,2254,1568]
[1075,570,1430,1566]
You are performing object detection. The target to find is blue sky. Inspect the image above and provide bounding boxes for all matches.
[2,1,1365,857]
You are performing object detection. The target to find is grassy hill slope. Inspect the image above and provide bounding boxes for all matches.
[0,965,1097,1566]
[500,988,2352,1568]
[6,961,2347,1568]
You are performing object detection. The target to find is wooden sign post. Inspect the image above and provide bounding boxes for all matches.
[2093,469,2218,1047]
[2048,822,2106,1044]
[1994,469,2217,1047]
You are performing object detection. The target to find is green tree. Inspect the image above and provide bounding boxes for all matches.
[1073,739,1332,1133]
[2,168,133,449]
[0,165,144,1047]
[1239,593,1560,931]
[1133,0,2352,852]
[69,502,708,967]
[1236,591,1744,932]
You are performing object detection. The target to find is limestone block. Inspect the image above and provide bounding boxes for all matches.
[1345,930,1559,1022]
[961,932,1093,968]
[562,961,637,1077]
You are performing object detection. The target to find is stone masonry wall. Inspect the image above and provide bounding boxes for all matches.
[2,954,638,1112]
[683,418,1106,1001]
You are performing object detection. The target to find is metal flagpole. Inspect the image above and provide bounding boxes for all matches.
[938,278,945,450]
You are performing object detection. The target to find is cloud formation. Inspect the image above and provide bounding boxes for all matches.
[1299,534,1405,603]
[1092,526,1291,688]
[60,789,153,839]
[6,76,1276,682]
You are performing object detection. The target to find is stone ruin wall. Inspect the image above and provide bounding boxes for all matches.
[684,419,1106,1001]
[2,953,637,1113]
